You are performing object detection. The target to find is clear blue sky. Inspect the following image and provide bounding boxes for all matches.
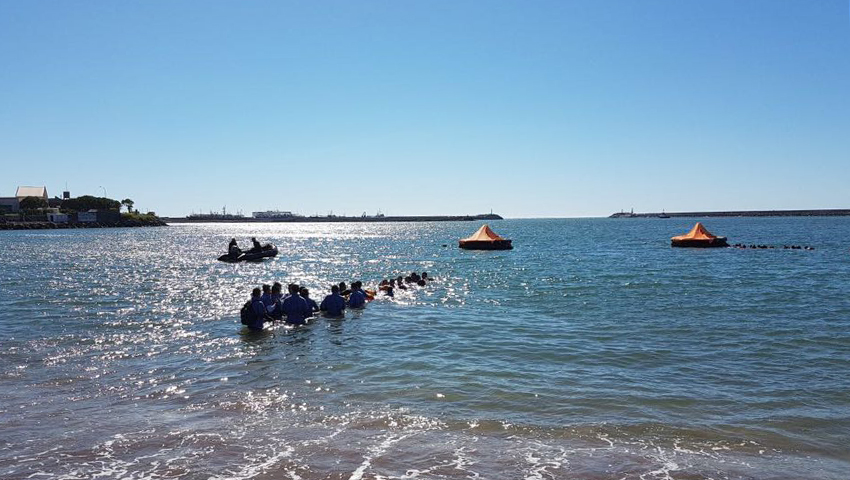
[1,1,848,217]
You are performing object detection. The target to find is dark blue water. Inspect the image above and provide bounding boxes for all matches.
[1,218,849,479]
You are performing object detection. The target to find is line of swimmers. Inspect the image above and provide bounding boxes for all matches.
[241,271,432,331]
[377,271,430,297]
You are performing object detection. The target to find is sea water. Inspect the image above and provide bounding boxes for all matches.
[1,218,849,479]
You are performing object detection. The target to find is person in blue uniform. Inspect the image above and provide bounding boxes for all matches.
[260,284,272,306]
[300,287,319,315]
[355,281,373,301]
[248,287,271,331]
[348,284,366,309]
[320,285,346,317]
[268,282,283,320]
[281,284,311,325]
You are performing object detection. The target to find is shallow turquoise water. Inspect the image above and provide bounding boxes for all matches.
[1,218,849,479]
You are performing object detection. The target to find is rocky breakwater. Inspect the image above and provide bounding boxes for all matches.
[0,213,167,230]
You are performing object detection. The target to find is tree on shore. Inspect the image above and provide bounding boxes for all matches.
[121,198,135,213]
[19,196,48,210]
[61,195,121,212]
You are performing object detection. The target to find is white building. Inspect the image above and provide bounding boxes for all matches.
[16,186,48,201]
[1,186,49,212]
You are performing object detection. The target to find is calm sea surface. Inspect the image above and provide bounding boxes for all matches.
[1,218,849,479]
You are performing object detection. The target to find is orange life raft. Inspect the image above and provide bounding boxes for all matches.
[459,224,513,250]
[671,222,728,248]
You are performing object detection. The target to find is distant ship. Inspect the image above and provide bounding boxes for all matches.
[252,210,301,219]
[658,210,670,218]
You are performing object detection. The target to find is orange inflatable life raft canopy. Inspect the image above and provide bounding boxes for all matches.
[671,222,728,248]
[459,224,513,250]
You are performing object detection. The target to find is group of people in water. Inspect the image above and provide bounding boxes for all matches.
[241,271,433,331]
[377,271,430,296]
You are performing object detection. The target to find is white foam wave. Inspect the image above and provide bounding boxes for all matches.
[348,433,411,480]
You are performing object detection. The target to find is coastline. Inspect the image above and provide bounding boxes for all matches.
[0,218,167,230]
[610,208,850,218]
[162,213,503,223]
